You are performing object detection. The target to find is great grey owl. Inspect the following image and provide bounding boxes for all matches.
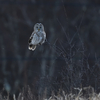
[28,23,46,51]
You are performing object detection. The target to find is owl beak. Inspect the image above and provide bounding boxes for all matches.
[38,29,40,31]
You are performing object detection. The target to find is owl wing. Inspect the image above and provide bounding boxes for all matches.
[29,31,43,45]
[28,31,35,44]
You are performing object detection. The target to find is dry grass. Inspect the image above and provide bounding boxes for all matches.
[0,86,100,100]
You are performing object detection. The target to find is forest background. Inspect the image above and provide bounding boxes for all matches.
[0,0,100,97]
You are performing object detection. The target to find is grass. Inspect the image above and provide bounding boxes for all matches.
[0,86,100,100]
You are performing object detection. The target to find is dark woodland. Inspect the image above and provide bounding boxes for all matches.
[0,0,100,97]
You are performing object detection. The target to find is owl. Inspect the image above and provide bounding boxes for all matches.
[28,23,46,51]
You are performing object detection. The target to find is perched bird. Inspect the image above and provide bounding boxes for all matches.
[28,23,46,51]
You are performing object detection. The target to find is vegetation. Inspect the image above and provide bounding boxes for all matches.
[0,86,100,100]
[0,0,100,99]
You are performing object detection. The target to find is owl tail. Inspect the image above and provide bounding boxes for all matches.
[28,45,36,51]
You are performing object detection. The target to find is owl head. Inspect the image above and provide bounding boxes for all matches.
[34,23,44,32]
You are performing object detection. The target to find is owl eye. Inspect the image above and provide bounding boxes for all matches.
[40,26,41,28]
[36,26,38,28]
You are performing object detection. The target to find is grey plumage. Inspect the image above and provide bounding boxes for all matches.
[28,23,46,51]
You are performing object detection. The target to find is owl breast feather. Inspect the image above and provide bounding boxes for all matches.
[31,34,42,45]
